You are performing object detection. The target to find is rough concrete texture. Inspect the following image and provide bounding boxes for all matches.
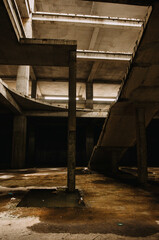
[0,167,158,240]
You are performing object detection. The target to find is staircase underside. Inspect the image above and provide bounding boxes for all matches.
[89,1,159,174]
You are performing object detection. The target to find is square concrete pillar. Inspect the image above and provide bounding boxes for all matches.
[16,66,30,96]
[136,107,148,185]
[31,80,37,98]
[86,82,93,109]
[67,51,76,192]
[16,13,32,96]
[12,116,27,169]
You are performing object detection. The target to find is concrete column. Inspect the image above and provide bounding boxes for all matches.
[28,0,35,12]
[27,125,35,167]
[16,13,32,96]
[67,51,76,192]
[136,107,148,185]
[31,80,37,98]
[12,116,27,169]
[86,82,93,109]
[16,66,30,95]
[86,125,94,162]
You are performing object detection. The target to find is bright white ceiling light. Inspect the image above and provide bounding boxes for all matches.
[44,96,116,102]
[44,96,79,100]
[45,96,68,100]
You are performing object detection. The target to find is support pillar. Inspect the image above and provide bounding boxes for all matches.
[16,12,32,96]
[86,82,93,109]
[31,79,37,98]
[12,116,27,169]
[27,124,35,167]
[67,51,76,192]
[136,107,148,185]
[16,66,30,95]
[86,125,94,162]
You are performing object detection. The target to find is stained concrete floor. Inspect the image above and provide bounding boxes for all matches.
[0,167,159,240]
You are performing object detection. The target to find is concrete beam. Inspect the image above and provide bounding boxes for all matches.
[77,50,132,61]
[83,0,152,6]
[32,12,143,28]
[24,110,108,118]
[1,1,77,67]
[88,62,101,82]
[89,27,100,50]
[0,80,22,114]
[3,0,25,40]
[2,76,122,84]
[86,62,101,109]
[15,0,30,18]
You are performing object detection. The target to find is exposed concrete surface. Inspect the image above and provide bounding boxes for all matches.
[89,2,159,172]
[0,167,158,239]
[0,0,150,113]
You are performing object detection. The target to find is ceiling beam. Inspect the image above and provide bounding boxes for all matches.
[88,62,101,82]
[77,50,132,61]
[32,12,143,28]
[1,0,77,67]
[2,76,122,84]
[87,14,100,108]
[90,2,95,15]
[3,0,26,40]
[89,27,100,50]
[15,0,30,18]
[86,27,100,84]
[24,110,108,118]
[83,0,152,6]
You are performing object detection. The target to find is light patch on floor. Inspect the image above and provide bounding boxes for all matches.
[0,211,158,240]
[0,212,40,240]
[0,175,14,179]
[23,173,49,177]
[0,186,28,192]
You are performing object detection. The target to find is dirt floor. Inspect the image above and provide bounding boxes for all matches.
[0,167,158,240]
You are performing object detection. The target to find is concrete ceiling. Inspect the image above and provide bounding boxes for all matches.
[35,0,148,19]
[33,22,141,52]
[0,0,151,113]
